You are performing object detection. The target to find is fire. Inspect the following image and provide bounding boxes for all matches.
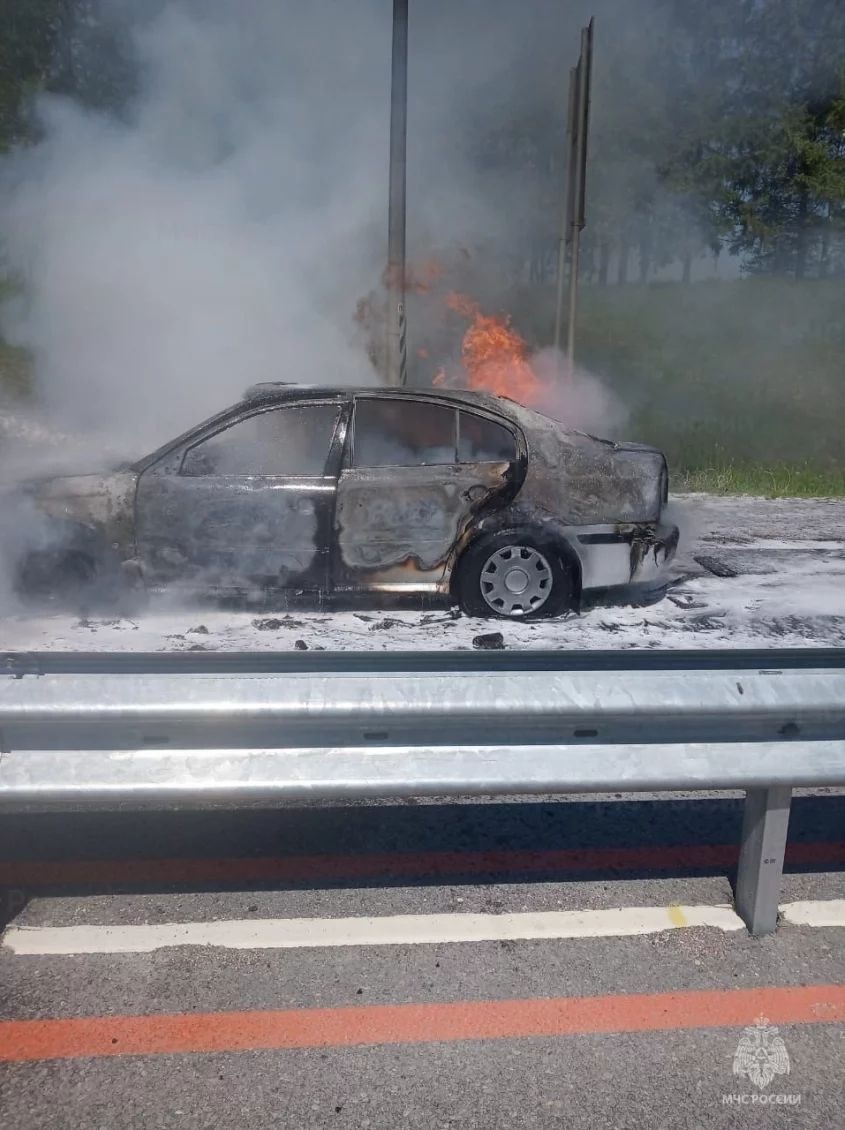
[354,250,550,409]
[437,293,544,406]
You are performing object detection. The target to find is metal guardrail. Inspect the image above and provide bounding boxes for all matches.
[2,649,844,937]
[6,646,845,675]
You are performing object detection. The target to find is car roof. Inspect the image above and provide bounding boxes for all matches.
[242,382,493,401]
[132,384,538,475]
[241,382,518,415]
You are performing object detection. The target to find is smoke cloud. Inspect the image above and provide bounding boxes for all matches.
[0,0,629,464]
[0,0,397,453]
[530,349,627,436]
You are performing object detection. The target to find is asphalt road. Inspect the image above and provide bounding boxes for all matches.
[1,793,844,1128]
[1,493,844,1126]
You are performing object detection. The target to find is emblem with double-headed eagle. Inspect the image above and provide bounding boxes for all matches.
[732,1015,791,1090]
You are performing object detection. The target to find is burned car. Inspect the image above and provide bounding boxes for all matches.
[15,385,679,619]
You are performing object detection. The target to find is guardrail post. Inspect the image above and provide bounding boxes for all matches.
[735,786,792,936]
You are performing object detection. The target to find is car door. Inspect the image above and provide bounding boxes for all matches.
[333,396,517,592]
[135,399,346,594]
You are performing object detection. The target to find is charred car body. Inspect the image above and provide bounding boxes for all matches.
[14,385,679,618]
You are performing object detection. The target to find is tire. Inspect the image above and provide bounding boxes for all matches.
[16,547,142,614]
[454,531,577,619]
[17,548,94,604]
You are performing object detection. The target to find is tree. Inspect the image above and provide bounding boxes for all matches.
[0,0,136,153]
[0,0,65,150]
[689,0,845,276]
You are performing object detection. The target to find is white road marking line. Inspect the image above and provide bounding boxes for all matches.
[7,899,845,956]
[780,899,845,928]
[3,905,744,955]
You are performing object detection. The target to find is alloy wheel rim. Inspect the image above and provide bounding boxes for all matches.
[479,545,553,617]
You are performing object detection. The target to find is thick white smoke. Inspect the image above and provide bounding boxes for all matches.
[0,0,624,465]
[0,0,398,454]
[531,348,628,435]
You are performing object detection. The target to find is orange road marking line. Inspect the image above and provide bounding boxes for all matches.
[1,985,843,1063]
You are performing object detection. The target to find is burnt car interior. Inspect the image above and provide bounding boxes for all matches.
[351,397,518,468]
[180,402,341,478]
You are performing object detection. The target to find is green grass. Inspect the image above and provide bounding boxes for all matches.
[672,464,845,498]
[508,276,845,488]
[0,341,32,398]
[0,276,33,399]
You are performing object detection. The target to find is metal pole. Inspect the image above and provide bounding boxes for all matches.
[553,66,578,355]
[565,18,593,376]
[735,786,792,936]
[386,0,409,387]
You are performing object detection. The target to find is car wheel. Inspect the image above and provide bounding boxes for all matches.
[17,548,93,602]
[16,548,142,614]
[455,532,576,619]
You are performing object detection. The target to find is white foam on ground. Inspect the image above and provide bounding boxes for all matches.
[2,495,844,653]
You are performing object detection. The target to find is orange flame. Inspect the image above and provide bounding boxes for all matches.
[443,293,544,406]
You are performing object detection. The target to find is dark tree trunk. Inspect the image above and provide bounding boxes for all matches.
[795,190,809,280]
[638,239,651,284]
[819,208,831,278]
[617,239,629,286]
[583,240,595,285]
[598,238,611,286]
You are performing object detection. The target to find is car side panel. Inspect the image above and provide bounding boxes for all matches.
[135,474,331,590]
[470,505,679,592]
[333,462,513,592]
[134,400,349,595]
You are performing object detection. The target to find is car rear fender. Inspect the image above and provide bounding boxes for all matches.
[450,507,584,602]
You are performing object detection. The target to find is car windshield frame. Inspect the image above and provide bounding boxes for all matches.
[130,393,350,476]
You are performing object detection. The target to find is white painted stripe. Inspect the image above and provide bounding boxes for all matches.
[3,905,744,955]
[780,899,845,927]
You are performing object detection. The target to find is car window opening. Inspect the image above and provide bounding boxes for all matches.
[353,399,457,468]
[353,400,516,469]
[458,411,516,462]
[180,404,340,478]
